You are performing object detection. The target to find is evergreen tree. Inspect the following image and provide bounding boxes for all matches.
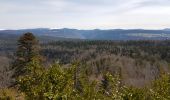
[12,32,40,78]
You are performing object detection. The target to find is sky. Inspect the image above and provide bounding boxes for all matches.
[0,0,170,29]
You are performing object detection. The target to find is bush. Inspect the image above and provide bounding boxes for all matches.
[0,88,24,100]
[17,59,126,100]
[150,73,170,99]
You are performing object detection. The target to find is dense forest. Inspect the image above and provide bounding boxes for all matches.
[0,33,170,99]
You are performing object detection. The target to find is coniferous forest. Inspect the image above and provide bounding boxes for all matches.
[1,33,170,100]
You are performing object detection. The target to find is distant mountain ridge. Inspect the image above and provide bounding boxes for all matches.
[0,28,170,40]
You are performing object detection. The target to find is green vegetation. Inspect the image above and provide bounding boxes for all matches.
[0,88,24,100]
[150,73,170,99]
[12,32,41,78]
[1,33,170,99]
[17,59,170,100]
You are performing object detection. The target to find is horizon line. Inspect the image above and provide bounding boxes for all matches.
[0,27,169,31]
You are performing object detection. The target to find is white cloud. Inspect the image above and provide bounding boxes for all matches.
[0,0,170,29]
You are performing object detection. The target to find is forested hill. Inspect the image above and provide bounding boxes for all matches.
[1,28,170,40]
[1,33,170,99]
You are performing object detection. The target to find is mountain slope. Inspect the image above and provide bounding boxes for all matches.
[0,28,170,40]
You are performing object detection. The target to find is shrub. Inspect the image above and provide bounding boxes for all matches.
[0,88,24,100]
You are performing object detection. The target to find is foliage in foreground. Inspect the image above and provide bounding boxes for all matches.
[17,58,170,100]
[9,33,170,100]
[150,73,170,100]
[17,59,123,100]
[12,32,40,78]
[0,88,24,100]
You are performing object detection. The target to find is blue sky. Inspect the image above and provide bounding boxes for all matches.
[0,0,170,29]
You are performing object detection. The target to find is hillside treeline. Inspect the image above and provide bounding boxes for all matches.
[41,40,170,87]
[0,33,170,99]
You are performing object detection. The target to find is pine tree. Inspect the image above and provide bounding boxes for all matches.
[12,32,40,78]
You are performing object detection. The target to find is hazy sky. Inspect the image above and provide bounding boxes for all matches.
[0,0,170,29]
